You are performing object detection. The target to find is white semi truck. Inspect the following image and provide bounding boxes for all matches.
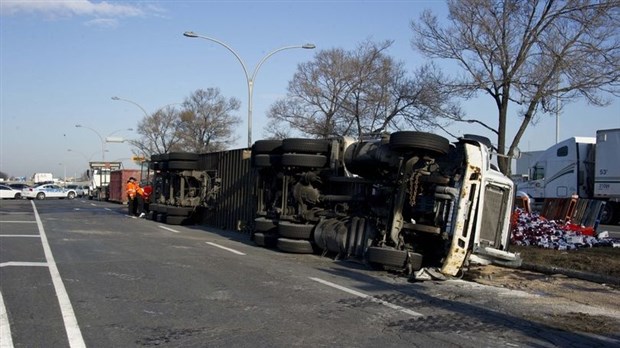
[517,128,620,225]
[87,161,122,201]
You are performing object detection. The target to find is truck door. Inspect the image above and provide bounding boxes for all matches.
[544,144,576,198]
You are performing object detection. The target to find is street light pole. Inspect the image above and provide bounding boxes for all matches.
[112,96,181,118]
[75,124,106,161]
[75,126,131,162]
[183,31,316,148]
[111,96,149,118]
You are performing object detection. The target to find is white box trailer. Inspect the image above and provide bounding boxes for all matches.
[594,129,620,199]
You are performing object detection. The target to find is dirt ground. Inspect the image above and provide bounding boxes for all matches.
[463,246,620,336]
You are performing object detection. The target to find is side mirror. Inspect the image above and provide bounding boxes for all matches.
[512,147,522,159]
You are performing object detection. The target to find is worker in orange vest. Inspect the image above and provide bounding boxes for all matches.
[126,177,142,217]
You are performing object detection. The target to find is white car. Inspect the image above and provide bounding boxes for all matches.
[22,184,77,200]
[0,184,22,199]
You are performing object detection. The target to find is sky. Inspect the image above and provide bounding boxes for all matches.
[1,0,618,180]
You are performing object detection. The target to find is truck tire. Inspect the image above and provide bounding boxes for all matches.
[277,238,315,254]
[252,154,282,168]
[281,154,327,168]
[252,140,283,154]
[282,138,330,154]
[367,247,408,268]
[166,206,193,216]
[599,203,616,225]
[389,131,450,156]
[254,217,278,232]
[253,232,278,248]
[278,221,314,239]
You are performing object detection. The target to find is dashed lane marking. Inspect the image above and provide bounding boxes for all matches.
[0,235,40,238]
[159,225,180,233]
[206,242,246,255]
[0,262,48,268]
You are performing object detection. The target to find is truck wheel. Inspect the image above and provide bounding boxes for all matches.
[277,238,315,254]
[282,138,330,154]
[252,140,283,154]
[36,192,45,200]
[166,206,193,216]
[599,203,616,225]
[252,154,282,168]
[367,247,408,268]
[281,154,327,168]
[254,217,278,233]
[253,232,278,248]
[278,221,314,239]
[389,131,450,156]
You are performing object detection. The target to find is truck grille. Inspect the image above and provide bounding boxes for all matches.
[479,185,509,248]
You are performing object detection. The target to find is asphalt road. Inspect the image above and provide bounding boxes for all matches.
[1,198,619,348]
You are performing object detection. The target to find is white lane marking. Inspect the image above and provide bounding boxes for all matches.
[0,290,14,348]
[31,201,86,348]
[0,221,36,224]
[309,277,423,317]
[90,203,97,207]
[0,262,48,268]
[104,208,111,211]
[0,235,40,238]
[158,225,180,233]
[205,242,246,255]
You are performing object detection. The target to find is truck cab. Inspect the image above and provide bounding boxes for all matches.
[517,137,595,202]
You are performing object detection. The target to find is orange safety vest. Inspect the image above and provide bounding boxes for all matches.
[126,181,137,199]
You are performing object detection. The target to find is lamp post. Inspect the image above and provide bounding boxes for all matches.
[112,96,181,118]
[183,31,315,148]
[75,125,133,161]
[111,96,149,118]
[75,124,105,161]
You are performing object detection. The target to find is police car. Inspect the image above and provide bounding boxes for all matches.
[22,184,77,200]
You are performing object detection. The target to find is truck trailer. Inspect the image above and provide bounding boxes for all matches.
[517,128,620,225]
[87,161,122,201]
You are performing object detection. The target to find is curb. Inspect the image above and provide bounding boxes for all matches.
[520,262,620,287]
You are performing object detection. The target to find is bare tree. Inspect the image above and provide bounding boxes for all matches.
[178,88,241,152]
[130,105,183,157]
[266,40,461,139]
[411,0,620,174]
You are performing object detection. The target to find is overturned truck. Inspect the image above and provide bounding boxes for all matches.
[147,152,220,225]
[251,131,521,278]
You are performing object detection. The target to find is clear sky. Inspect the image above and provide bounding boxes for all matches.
[1,0,618,180]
